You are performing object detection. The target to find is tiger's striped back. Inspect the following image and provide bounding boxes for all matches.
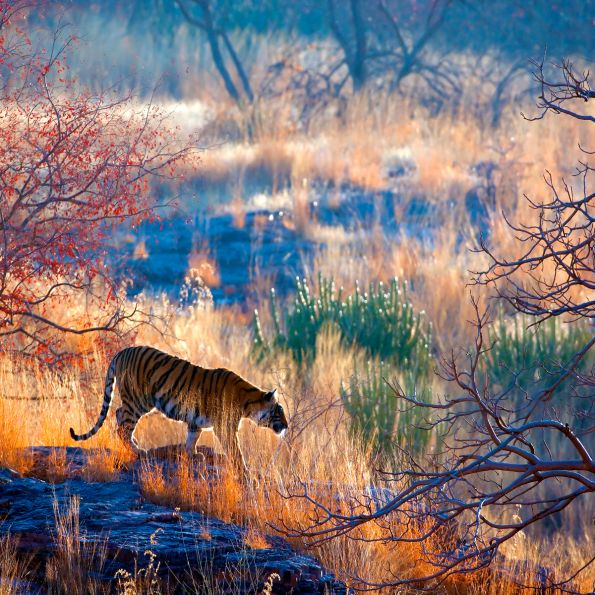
[69,346,288,474]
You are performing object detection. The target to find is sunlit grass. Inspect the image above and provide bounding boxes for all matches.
[0,295,592,592]
[0,48,592,591]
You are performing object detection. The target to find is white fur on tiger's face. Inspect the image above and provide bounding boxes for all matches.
[250,391,288,436]
[69,346,288,476]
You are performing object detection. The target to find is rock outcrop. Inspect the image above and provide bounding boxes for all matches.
[0,447,348,594]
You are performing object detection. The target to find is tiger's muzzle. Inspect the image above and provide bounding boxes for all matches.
[270,402,288,436]
[272,421,287,435]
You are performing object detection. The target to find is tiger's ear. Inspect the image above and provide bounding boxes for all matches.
[264,389,277,401]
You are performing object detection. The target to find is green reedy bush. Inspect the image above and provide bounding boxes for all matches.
[341,360,433,459]
[253,275,432,372]
[254,275,434,460]
[485,308,593,400]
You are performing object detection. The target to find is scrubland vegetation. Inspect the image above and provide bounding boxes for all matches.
[0,0,593,593]
[1,301,593,593]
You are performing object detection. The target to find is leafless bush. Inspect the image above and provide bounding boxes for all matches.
[278,59,594,590]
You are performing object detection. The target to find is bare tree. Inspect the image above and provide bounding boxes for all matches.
[324,0,454,96]
[378,0,454,93]
[278,60,594,589]
[174,0,254,106]
[480,59,594,323]
[326,0,368,92]
[525,57,595,124]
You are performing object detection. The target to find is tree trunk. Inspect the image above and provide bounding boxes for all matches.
[200,1,242,104]
[349,0,367,91]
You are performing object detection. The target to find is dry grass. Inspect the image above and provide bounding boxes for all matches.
[0,534,32,595]
[390,231,484,352]
[0,49,592,592]
[134,439,430,589]
[0,301,592,593]
[180,74,585,227]
[44,495,110,594]
[243,528,270,550]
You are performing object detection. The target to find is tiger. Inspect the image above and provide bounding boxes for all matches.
[69,346,288,475]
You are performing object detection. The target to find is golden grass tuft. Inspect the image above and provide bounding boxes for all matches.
[187,249,221,289]
[82,447,135,482]
[243,528,271,550]
[46,495,109,595]
[0,535,32,595]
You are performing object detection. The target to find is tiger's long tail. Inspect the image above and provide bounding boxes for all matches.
[69,353,119,441]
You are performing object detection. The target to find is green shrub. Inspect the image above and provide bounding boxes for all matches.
[253,275,434,459]
[485,308,593,399]
[253,275,432,372]
[341,360,433,460]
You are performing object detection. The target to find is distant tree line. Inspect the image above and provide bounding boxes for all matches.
[56,0,593,60]
[32,0,594,126]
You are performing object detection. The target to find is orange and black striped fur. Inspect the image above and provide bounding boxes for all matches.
[69,346,288,472]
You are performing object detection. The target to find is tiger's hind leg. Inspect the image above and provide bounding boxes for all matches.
[115,406,145,455]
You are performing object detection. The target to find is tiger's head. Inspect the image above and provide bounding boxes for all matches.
[250,389,288,437]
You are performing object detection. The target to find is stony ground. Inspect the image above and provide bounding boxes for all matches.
[0,447,349,594]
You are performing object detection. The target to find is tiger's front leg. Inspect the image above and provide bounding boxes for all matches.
[217,424,249,480]
[185,425,202,456]
[231,430,250,478]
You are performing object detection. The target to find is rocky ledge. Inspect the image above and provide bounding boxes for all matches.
[0,446,349,594]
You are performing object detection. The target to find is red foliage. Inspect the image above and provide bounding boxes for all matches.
[0,1,190,362]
